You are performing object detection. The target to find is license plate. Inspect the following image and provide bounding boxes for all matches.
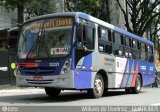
[33,76,43,81]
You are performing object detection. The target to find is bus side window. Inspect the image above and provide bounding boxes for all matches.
[148,46,154,62]
[140,43,147,61]
[119,35,125,56]
[100,27,108,41]
[108,31,112,41]
[83,25,95,50]
[121,35,125,46]
[132,40,137,49]
[125,37,132,58]
[145,44,148,61]
[98,26,112,54]
[113,32,121,56]
[99,44,104,52]
[132,40,139,59]
[105,44,112,54]
[114,32,121,45]
[98,27,112,42]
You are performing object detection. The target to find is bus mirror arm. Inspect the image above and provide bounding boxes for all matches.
[83,46,94,52]
[73,41,78,47]
[74,42,93,52]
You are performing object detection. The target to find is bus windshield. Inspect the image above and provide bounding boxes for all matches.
[18,18,73,59]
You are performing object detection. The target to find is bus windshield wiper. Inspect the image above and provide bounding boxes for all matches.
[40,28,50,58]
[26,21,45,59]
[37,27,50,58]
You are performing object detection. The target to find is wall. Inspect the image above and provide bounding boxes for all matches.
[109,0,129,30]
[0,6,17,29]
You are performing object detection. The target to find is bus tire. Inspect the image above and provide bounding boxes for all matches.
[131,75,141,94]
[45,87,61,97]
[103,88,108,96]
[87,74,104,98]
[125,88,132,94]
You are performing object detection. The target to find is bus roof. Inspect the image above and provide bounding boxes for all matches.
[23,12,154,46]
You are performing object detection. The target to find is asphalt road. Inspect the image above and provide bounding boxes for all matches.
[0,87,160,112]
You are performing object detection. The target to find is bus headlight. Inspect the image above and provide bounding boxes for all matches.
[61,59,71,75]
[63,68,69,74]
[65,62,71,68]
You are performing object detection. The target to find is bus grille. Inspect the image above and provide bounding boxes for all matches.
[26,79,53,84]
[22,67,56,75]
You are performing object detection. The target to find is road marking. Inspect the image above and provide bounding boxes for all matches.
[152,103,160,106]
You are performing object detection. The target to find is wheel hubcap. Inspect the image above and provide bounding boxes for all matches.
[94,78,103,94]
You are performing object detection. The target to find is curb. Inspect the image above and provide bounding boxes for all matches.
[0,85,44,94]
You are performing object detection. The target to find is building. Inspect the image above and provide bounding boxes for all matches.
[0,6,17,29]
[0,6,18,51]
[52,0,65,12]
[108,0,130,30]
[151,0,160,71]
[0,6,18,86]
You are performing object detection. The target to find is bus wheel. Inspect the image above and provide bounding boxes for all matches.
[45,87,61,97]
[131,75,141,94]
[88,74,104,98]
[103,88,108,96]
[125,88,132,94]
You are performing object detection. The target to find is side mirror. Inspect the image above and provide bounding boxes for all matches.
[76,25,83,42]
[74,25,83,47]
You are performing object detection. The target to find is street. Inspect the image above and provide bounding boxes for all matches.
[0,87,160,106]
[0,87,160,112]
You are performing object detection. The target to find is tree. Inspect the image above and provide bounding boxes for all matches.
[0,0,56,24]
[65,0,111,22]
[151,16,160,45]
[17,0,24,24]
[0,0,24,24]
[24,0,56,19]
[116,0,160,37]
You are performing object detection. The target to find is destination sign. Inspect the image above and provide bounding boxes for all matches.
[32,18,72,30]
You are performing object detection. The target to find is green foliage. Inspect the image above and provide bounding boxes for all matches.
[73,0,100,16]
[116,0,160,37]
[0,0,18,11]
[25,0,56,19]
[0,0,56,18]
[66,0,110,22]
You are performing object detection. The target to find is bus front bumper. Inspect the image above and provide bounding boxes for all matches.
[16,73,74,89]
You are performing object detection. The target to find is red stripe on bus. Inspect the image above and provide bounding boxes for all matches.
[132,64,139,87]
[17,63,39,67]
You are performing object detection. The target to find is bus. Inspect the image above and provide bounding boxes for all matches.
[14,12,155,98]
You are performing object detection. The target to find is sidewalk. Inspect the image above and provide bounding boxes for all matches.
[0,85,44,95]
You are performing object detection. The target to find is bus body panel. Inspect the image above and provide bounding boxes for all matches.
[92,52,116,88]
[74,52,116,89]
[74,53,92,89]
[85,52,155,89]
[138,61,155,86]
